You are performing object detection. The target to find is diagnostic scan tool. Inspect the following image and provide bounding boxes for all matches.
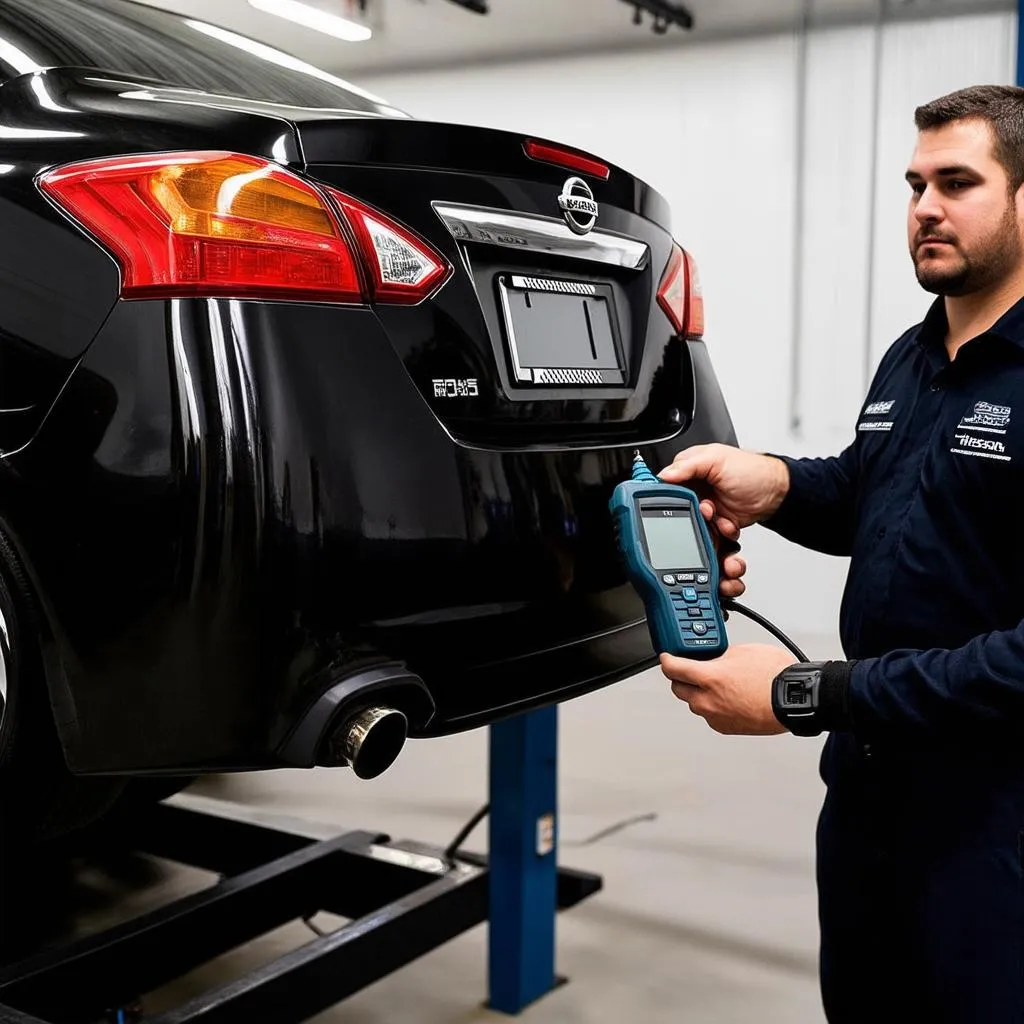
[610,452,728,659]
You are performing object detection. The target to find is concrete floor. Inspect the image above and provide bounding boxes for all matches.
[16,618,843,1022]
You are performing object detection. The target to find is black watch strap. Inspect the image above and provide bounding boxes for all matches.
[772,660,856,736]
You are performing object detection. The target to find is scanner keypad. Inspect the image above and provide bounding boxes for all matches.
[663,571,719,649]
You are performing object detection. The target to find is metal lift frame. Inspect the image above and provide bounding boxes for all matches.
[0,706,594,1022]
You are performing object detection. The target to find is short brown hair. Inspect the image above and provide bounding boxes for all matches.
[914,85,1024,193]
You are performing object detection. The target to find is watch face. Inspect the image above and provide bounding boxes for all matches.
[772,665,824,736]
[780,679,813,710]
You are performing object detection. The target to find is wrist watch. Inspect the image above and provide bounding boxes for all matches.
[771,662,828,736]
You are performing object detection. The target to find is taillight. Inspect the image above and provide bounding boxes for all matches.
[523,139,610,181]
[38,152,363,303]
[37,151,451,307]
[657,243,704,339]
[683,249,704,337]
[325,189,451,305]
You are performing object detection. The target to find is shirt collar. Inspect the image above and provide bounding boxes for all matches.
[990,293,1024,348]
[916,297,949,352]
[916,293,1024,353]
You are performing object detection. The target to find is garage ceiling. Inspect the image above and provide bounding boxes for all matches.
[134,0,1013,77]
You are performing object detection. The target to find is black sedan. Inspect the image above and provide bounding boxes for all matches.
[0,0,737,840]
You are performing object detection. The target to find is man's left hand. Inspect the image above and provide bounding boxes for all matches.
[660,644,797,735]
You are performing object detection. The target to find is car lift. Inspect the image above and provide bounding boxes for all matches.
[0,705,599,1022]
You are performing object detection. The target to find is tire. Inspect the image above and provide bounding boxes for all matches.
[0,535,125,849]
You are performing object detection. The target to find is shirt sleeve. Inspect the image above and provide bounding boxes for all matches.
[759,445,860,557]
[822,627,1024,741]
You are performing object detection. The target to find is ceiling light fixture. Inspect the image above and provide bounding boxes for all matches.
[441,0,489,12]
[247,0,372,42]
[620,0,694,34]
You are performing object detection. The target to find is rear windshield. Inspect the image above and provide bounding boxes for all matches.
[0,0,395,114]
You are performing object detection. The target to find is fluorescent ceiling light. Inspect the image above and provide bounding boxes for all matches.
[248,0,372,42]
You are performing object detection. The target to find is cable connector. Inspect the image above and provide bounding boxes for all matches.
[722,599,809,662]
[631,450,658,484]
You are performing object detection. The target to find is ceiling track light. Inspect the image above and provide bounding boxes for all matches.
[247,0,372,41]
[443,0,489,12]
[621,0,694,33]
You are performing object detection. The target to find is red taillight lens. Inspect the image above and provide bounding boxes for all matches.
[657,244,686,334]
[683,248,704,338]
[523,139,610,181]
[39,152,364,303]
[326,189,452,305]
[657,243,704,338]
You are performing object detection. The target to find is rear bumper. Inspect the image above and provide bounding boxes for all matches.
[411,616,656,737]
[3,298,732,774]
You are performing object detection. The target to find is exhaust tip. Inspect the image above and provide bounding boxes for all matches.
[335,706,408,779]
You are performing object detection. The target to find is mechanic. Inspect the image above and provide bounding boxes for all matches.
[659,85,1024,1023]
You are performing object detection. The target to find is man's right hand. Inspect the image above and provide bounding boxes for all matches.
[658,443,790,542]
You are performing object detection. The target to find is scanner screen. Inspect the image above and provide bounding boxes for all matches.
[641,511,707,571]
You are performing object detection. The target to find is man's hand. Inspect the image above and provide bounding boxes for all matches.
[660,644,797,735]
[719,546,747,601]
[659,444,790,544]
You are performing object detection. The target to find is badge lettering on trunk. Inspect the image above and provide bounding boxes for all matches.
[558,177,598,235]
[432,378,479,398]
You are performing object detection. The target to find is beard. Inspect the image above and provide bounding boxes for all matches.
[912,204,1023,296]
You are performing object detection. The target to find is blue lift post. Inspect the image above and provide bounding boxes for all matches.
[487,704,560,1014]
[1018,0,1024,89]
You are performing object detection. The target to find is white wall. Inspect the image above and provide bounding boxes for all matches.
[357,12,1015,645]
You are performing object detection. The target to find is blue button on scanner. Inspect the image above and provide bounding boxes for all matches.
[681,587,698,603]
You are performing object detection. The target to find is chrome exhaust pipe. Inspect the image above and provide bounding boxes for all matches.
[332,706,408,780]
[276,662,431,772]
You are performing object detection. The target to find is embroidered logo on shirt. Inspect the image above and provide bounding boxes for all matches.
[951,433,1011,461]
[857,399,895,432]
[958,401,1010,432]
[950,402,1013,461]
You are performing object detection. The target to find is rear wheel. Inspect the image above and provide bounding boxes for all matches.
[0,541,124,849]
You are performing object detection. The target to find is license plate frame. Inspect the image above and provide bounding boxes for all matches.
[496,274,626,386]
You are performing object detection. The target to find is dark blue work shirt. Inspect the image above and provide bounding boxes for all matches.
[767,294,1024,746]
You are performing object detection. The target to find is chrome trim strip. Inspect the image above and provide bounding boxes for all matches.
[432,202,649,270]
[533,367,605,385]
[510,276,597,295]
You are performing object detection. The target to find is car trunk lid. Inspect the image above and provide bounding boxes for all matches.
[298,118,694,448]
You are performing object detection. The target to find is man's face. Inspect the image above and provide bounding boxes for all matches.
[906,119,1024,296]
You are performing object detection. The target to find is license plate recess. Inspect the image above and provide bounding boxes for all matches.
[496,275,626,386]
